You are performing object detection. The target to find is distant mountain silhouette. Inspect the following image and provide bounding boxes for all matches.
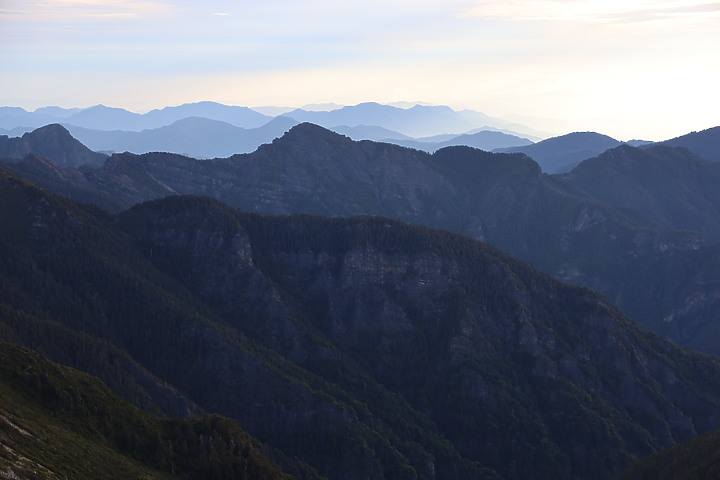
[66,104,145,130]
[33,105,82,118]
[563,144,720,242]
[495,132,623,173]
[0,106,80,130]
[66,116,298,158]
[327,125,532,152]
[282,102,494,137]
[140,101,272,130]
[657,126,720,162]
[1,102,543,141]
[0,126,34,137]
[0,123,107,167]
[387,130,533,153]
[328,124,413,141]
[0,102,273,132]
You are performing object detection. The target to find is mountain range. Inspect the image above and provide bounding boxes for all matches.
[4,122,720,359]
[0,102,542,159]
[3,115,720,479]
[0,102,273,131]
[0,101,541,137]
[4,167,720,479]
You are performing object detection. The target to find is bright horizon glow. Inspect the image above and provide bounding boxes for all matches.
[1,0,718,140]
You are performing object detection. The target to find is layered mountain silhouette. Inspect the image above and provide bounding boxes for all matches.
[657,126,720,162]
[66,116,299,158]
[4,122,720,360]
[0,101,543,140]
[383,129,533,153]
[281,102,480,137]
[0,123,107,167]
[0,102,274,131]
[494,132,623,173]
[5,168,720,480]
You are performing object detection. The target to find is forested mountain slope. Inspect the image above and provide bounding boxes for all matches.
[6,123,720,358]
[4,168,720,479]
[0,342,289,480]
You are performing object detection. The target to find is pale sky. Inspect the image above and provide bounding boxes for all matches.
[1,0,719,140]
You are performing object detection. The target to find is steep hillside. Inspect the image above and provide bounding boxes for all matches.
[614,427,720,480]
[495,131,622,172]
[0,342,289,480]
[0,168,491,480]
[4,168,720,479]
[658,126,720,162]
[562,144,720,242]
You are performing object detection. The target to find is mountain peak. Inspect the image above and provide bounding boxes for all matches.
[282,122,348,141]
[23,122,71,137]
[0,123,107,168]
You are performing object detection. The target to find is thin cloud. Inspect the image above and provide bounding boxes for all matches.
[461,0,720,23]
[2,0,172,21]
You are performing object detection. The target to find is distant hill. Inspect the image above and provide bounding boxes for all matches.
[387,129,533,153]
[0,123,107,167]
[139,101,273,130]
[0,102,274,132]
[281,102,512,137]
[328,124,413,141]
[0,106,78,130]
[495,131,623,172]
[66,116,298,158]
[562,144,720,242]
[66,104,145,130]
[657,126,720,162]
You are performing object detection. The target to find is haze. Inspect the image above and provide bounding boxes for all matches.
[1,0,718,140]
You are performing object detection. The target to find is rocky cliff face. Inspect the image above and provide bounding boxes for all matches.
[5,170,720,479]
[116,195,720,480]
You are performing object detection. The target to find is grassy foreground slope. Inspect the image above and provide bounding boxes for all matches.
[0,341,289,480]
[614,428,720,480]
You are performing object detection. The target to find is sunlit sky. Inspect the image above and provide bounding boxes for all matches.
[1,0,719,139]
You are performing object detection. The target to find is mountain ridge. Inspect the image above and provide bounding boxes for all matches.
[0,123,107,167]
[0,341,291,480]
[3,171,720,479]
[6,169,720,478]
[3,123,720,360]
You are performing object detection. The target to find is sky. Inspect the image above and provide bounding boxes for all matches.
[1,0,719,140]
